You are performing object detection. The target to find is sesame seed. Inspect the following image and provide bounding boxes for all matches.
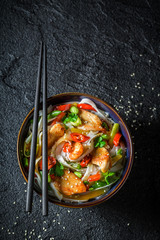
[12,232,15,235]
[58,222,60,225]
[63,226,66,229]
[152,87,154,90]
[127,223,130,226]
[2,227,4,230]
[139,54,142,56]
[44,221,46,223]
[67,210,70,213]
[45,229,47,232]
[158,93,160,97]
[24,182,26,185]
[79,219,82,221]
[24,190,27,192]
[131,96,133,98]
[148,122,151,125]
[50,238,54,240]
[115,86,117,89]
[16,216,19,219]
[38,235,41,238]
[13,202,16,204]
[34,220,36,223]
[57,214,59,216]
[141,94,144,97]
[40,200,42,202]
[149,60,151,62]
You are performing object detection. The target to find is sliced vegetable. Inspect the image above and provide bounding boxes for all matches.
[70,133,90,143]
[109,123,119,146]
[48,174,51,183]
[117,148,122,155]
[70,162,81,169]
[111,154,122,165]
[23,158,29,167]
[101,134,110,140]
[56,104,71,111]
[63,142,72,152]
[71,117,82,127]
[51,112,66,126]
[77,103,96,111]
[113,132,122,146]
[102,121,109,130]
[88,172,101,182]
[55,162,64,177]
[90,181,107,189]
[70,128,84,134]
[47,110,61,120]
[39,156,56,170]
[94,136,106,148]
[70,106,79,114]
[80,155,92,167]
[104,171,120,185]
[83,181,89,184]
[74,171,82,178]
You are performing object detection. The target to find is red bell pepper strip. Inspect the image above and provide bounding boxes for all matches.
[70,133,90,142]
[88,172,101,182]
[50,174,55,181]
[39,156,56,170]
[56,104,71,111]
[113,132,122,146]
[51,112,66,126]
[63,142,72,152]
[77,103,96,111]
[80,155,92,167]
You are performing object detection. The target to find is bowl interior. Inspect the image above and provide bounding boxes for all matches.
[17,92,133,208]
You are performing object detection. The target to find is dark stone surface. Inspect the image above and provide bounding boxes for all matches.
[0,0,160,239]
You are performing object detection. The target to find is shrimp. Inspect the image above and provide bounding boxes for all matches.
[69,142,84,160]
[78,109,103,131]
[60,170,86,195]
[92,147,111,173]
[48,123,65,148]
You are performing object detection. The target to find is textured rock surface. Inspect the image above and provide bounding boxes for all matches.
[0,0,160,239]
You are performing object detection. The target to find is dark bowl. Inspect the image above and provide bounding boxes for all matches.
[17,92,134,208]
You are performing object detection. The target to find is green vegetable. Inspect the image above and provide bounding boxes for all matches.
[25,149,30,157]
[74,171,82,178]
[30,119,33,124]
[49,167,54,175]
[91,181,107,189]
[47,110,61,120]
[48,174,51,183]
[99,141,106,148]
[103,171,120,185]
[102,122,109,130]
[101,134,110,140]
[71,162,81,169]
[23,158,29,167]
[83,181,89,185]
[117,148,123,155]
[94,136,106,148]
[71,117,82,127]
[89,187,94,191]
[55,163,64,177]
[70,106,79,114]
[63,113,78,124]
[109,123,119,146]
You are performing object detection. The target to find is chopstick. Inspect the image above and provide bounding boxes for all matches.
[42,44,48,216]
[26,42,48,215]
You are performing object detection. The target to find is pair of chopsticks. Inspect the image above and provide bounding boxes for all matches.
[26,42,48,216]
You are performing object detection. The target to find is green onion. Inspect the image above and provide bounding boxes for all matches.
[94,136,106,148]
[71,117,82,127]
[70,106,79,114]
[71,163,81,169]
[83,181,89,185]
[23,158,28,167]
[74,171,82,178]
[102,134,110,140]
[102,122,109,130]
[89,187,94,191]
[47,110,61,120]
[117,148,123,155]
[104,171,120,185]
[109,123,119,146]
[92,181,107,189]
[48,174,51,183]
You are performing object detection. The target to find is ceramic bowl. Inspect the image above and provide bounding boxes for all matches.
[17,92,134,208]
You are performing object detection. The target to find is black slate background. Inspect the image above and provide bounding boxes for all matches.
[0,0,160,239]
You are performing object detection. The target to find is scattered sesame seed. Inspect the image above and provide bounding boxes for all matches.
[14,222,17,225]
[67,210,70,213]
[40,200,42,202]
[137,82,140,85]
[38,235,41,238]
[7,229,9,232]
[24,182,26,185]
[152,87,154,90]
[148,122,151,125]
[50,238,54,240]
[12,232,15,235]
[139,54,143,56]
[33,233,35,235]
[158,93,160,97]
[8,232,11,235]
[57,214,59,216]
[131,73,135,77]
[2,227,4,230]
[131,96,133,98]
[115,86,117,89]
[34,220,36,223]
[127,223,130,226]
[63,226,66,229]
[44,221,46,223]
[141,94,144,97]
[53,220,56,222]
[16,216,19,219]
[58,222,60,225]
[79,219,82,221]
[45,229,47,232]
[29,236,31,239]
[43,227,45,230]
[135,156,137,159]
[24,190,27,192]
[149,60,151,63]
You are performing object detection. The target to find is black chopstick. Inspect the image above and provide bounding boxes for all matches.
[42,44,48,216]
[26,42,48,215]
[26,42,43,212]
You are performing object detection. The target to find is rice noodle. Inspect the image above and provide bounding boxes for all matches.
[49,182,63,200]
[82,163,100,181]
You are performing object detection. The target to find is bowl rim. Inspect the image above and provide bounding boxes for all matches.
[17,92,134,208]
